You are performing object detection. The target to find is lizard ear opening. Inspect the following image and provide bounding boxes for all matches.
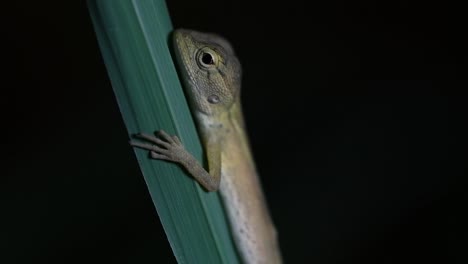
[207,95,220,104]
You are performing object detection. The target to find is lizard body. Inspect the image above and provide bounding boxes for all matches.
[130,29,282,264]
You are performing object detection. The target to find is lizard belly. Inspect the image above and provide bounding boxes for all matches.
[219,136,281,264]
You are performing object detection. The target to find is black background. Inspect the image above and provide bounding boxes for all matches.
[4,1,467,263]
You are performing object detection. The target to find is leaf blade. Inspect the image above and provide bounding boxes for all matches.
[87,1,240,263]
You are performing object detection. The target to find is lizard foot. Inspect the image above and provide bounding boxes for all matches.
[129,130,187,163]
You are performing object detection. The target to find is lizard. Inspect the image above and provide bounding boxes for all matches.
[129,29,282,264]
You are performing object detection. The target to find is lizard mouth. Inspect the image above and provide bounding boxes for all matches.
[172,29,191,76]
[172,29,198,92]
[172,29,212,115]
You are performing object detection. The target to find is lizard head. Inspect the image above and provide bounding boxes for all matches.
[172,29,242,117]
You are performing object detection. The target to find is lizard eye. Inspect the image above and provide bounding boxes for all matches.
[197,48,218,68]
[201,52,214,65]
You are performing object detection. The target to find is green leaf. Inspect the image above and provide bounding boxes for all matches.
[87,1,240,263]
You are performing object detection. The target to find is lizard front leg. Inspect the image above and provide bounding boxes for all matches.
[129,130,221,192]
